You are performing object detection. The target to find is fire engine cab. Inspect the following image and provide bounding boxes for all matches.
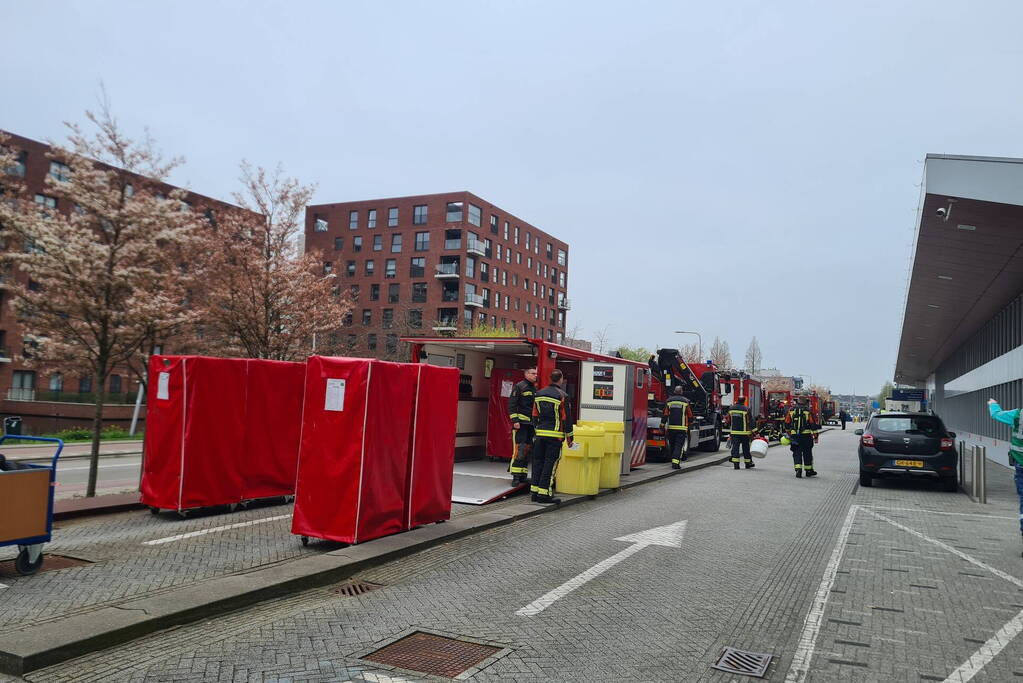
[645,348,725,458]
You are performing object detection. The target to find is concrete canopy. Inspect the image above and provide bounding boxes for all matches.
[895,155,1023,384]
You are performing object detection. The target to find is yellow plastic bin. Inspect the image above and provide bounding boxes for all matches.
[575,420,625,489]
[556,425,602,496]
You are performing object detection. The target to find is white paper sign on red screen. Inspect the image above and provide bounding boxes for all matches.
[324,378,346,412]
[157,372,170,400]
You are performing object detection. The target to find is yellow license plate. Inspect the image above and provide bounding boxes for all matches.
[895,460,924,467]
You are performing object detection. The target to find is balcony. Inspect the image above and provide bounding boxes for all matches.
[464,293,484,308]
[432,319,458,332]
[434,263,460,279]
[558,298,572,311]
[466,238,486,257]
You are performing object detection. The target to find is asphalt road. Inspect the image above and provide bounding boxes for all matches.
[16,428,1023,681]
[2,441,143,498]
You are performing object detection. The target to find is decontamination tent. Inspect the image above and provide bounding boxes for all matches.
[140,355,305,511]
[292,356,458,544]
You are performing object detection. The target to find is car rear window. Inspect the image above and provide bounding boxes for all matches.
[873,416,943,436]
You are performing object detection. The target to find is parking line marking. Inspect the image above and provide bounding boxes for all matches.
[58,463,139,472]
[142,514,291,546]
[785,504,860,683]
[858,505,1018,520]
[0,582,7,589]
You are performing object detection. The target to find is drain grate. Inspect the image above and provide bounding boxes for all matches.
[334,580,383,597]
[712,647,773,677]
[0,554,93,579]
[363,631,500,678]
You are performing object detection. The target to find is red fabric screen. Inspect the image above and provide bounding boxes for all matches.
[140,355,304,511]
[405,364,459,528]
[486,368,523,460]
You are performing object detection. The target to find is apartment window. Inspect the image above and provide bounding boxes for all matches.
[506,249,511,264]
[502,271,508,286]
[480,262,489,282]
[388,207,399,227]
[489,214,499,235]
[412,282,427,302]
[5,150,26,177]
[385,259,397,278]
[557,249,567,266]
[349,210,359,229]
[496,244,502,260]
[526,302,531,313]
[541,284,546,297]
[515,298,520,311]
[353,236,363,252]
[110,374,122,394]
[315,216,329,232]
[333,237,343,251]
[543,264,548,278]
[322,261,333,275]
[34,194,57,210]
[343,312,353,327]
[365,260,375,275]
[482,287,490,307]
[534,240,538,254]
[367,209,377,228]
[346,260,356,276]
[531,325,538,338]
[347,334,357,348]
[385,334,398,353]
[78,375,91,393]
[468,203,481,226]
[415,231,430,251]
[465,256,476,278]
[408,309,423,328]
[388,283,400,303]
[48,372,63,392]
[533,282,538,296]
[514,226,519,244]
[492,266,498,283]
[546,242,553,259]
[504,295,510,310]
[446,201,463,222]
[382,309,394,329]
[390,234,402,252]
[527,257,532,269]
[525,232,531,249]
[410,257,426,277]
[503,221,509,240]
[49,161,71,182]
[373,235,382,251]
[370,284,380,301]
[444,229,462,249]
[516,252,522,265]
[464,309,473,327]
[362,309,372,325]
[350,284,360,299]
[559,271,566,287]
[27,279,41,292]
[513,274,518,286]
[413,204,428,225]
[367,333,377,350]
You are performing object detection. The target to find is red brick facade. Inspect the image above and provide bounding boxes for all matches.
[304,191,570,359]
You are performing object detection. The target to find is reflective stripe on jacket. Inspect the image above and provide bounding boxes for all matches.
[664,398,691,431]
[728,407,752,436]
[508,379,536,424]
[786,408,814,434]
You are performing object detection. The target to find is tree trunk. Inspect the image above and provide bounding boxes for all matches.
[85,370,106,498]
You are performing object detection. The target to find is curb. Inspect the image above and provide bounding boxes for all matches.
[0,450,735,675]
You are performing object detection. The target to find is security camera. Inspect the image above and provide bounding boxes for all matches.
[936,207,947,218]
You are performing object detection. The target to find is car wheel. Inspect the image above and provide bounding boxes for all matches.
[942,477,958,493]
[859,471,873,487]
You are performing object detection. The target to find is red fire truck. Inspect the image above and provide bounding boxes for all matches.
[720,373,765,440]
[645,349,726,459]
[403,336,651,504]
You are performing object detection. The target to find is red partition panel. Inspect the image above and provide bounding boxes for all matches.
[357,361,417,542]
[486,368,523,460]
[241,359,306,500]
[406,364,459,528]
[141,355,187,510]
[292,356,370,543]
[179,357,248,509]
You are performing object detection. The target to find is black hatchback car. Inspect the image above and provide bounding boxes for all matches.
[856,412,958,491]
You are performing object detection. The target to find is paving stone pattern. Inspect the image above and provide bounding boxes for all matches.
[22,429,1023,681]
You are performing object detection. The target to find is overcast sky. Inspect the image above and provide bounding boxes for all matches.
[3,1,1021,394]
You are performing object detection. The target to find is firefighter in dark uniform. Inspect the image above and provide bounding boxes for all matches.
[728,396,755,470]
[663,387,693,469]
[787,398,818,478]
[507,367,538,485]
[530,369,573,505]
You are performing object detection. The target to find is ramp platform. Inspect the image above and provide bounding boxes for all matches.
[452,460,526,505]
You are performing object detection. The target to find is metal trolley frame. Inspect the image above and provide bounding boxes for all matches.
[0,435,64,575]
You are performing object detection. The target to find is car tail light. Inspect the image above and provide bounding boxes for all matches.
[861,433,874,447]
[940,437,954,449]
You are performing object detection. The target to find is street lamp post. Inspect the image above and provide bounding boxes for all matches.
[674,330,702,360]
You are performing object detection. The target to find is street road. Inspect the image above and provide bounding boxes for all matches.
[3,442,143,498]
[18,428,1023,682]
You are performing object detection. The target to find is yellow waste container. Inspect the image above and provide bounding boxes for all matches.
[576,420,625,489]
[556,425,603,495]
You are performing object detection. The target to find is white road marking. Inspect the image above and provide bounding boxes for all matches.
[142,514,291,546]
[785,504,859,683]
[516,520,687,617]
[0,582,8,589]
[57,463,139,472]
[857,507,1023,682]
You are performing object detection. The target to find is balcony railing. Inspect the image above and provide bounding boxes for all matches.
[432,319,458,331]
[10,389,141,404]
[434,263,460,278]
[464,293,484,307]
[466,238,486,256]
[558,298,572,310]
[444,239,462,250]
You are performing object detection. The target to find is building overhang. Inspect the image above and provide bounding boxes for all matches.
[895,154,1023,384]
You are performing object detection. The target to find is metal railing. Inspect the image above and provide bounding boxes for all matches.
[466,238,486,256]
[435,263,459,276]
[464,293,484,307]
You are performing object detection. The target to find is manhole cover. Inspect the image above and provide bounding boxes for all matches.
[712,647,773,677]
[334,580,382,597]
[0,554,92,579]
[363,631,501,678]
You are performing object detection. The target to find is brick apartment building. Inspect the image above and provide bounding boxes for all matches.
[304,192,570,359]
[0,129,239,432]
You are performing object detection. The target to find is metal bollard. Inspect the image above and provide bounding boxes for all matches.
[974,445,987,504]
[957,441,965,489]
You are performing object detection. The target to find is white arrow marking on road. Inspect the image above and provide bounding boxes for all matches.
[516,520,687,617]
